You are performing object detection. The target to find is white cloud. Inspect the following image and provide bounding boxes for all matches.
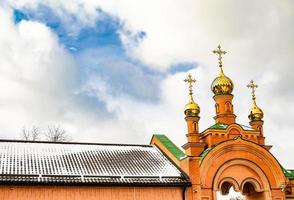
[97,0,294,168]
[0,7,76,136]
[1,0,294,169]
[6,0,100,33]
[81,67,214,149]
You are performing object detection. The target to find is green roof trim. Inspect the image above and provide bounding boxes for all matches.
[209,122,228,130]
[153,134,186,160]
[282,167,294,180]
[198,144,219,165]
[199,147,212,158]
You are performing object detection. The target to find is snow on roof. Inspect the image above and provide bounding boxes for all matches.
[0,140,189,186]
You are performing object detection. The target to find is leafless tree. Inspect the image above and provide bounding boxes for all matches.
[21,125,70,142]
[22,126,41,141]
[22,128,30,141]
[45,125,70,142]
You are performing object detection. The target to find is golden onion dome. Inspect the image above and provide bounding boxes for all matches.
[184,74,200,117]
[247,80,263,122]
[248,100,264,121]
[211,68,234,95]
[184,96,200,117]
[211,45,234,95]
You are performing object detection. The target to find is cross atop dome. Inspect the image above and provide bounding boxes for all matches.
[247,80,258,101]
[211,45,234,96]
[247,80,264,123]
[184,74,196,96]
[213,45,226,69]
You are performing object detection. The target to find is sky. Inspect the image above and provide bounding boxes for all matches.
[0,1,293,169]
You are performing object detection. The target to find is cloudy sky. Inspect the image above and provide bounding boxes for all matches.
[0,1,293,168]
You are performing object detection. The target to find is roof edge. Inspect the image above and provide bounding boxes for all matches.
[0,139,152,147]
[151,134,186,160]
[0,180,191,187]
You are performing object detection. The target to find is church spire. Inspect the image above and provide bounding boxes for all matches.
[182,73,205,156]
[211,45,234,95]
[184,74,200,117]
[213,45,226,76]
[247,80,264,132]
[211,45,236,124]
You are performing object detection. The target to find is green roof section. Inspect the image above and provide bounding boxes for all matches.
[207,123,255,131]
[153,134,186,160]
[209,122,228,130]
[283,168,294,180]
[199,146,212,158]
[198,144,218,165]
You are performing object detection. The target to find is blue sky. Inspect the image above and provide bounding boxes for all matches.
[0,1,294,169]
[13,6,193,104]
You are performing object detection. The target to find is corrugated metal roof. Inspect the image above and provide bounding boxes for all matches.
[0,140,189,186]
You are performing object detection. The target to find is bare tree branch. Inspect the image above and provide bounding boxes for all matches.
[31,126,40,141]
[21,125,70,142]
[45,125,70,142]
[21,126,40,141]
[22,127,30,141]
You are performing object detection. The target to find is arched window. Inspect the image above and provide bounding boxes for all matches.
[215,103,220,114]
[193,122,198,132]
[225,102,232,113]
[217,178,244,200]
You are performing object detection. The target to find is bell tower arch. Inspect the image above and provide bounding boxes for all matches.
[214,159,271,200]
[199,138,286,200]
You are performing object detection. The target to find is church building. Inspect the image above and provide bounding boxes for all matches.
[0,45,293,200]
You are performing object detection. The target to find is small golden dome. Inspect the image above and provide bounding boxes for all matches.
[247,80,264,122]
[248,101,264,121]
[184,97,200,117]
[211,68,234,95]
[184,74,200,117]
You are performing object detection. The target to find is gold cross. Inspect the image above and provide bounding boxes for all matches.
[247,80,258,100]
[184,74,196,95]
[213,45,226,68]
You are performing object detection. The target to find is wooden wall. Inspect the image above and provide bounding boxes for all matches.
[0,185,183,200]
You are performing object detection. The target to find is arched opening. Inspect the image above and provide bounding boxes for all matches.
[242,182,256,195]
[225,101,232,113]
[218,178,239,195]
[213,163,269,200]
[241,179,264,200]
[193,121,198,132]
[215,103,220,114]
[217,185,244,200]
[217,179,244,199]
[221,182,232,195]
[217,178,265,200]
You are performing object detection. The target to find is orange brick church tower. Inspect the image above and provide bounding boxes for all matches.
[152,45,294,200]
